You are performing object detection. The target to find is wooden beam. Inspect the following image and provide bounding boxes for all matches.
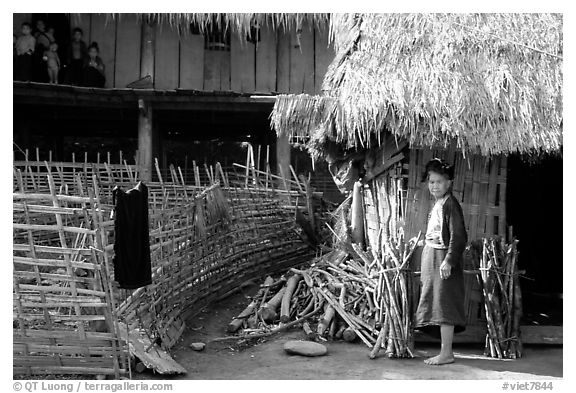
[520,325,562,345]
[415,324,563,345]
[137,99,154,182]
[13,82,275,111]
[276,133,291,191]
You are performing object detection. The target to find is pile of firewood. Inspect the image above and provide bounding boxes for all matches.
[472,238,523,359]
[223,231,421,359]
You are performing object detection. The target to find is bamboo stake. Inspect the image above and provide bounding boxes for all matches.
[280,275,302,323]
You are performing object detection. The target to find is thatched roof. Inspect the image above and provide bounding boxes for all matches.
[109,13,330,37]
[271,13,563,158]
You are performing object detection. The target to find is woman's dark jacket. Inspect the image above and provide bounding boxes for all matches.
[437,193,468,267]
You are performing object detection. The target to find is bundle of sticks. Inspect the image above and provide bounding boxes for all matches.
[223,232,421,359]
[474,237,522,359]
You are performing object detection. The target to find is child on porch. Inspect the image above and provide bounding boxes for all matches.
[414,158,467,365]
[43,41,60,84]
[82,42,105,88]
[65,27,87,85]
[14,22,35,81]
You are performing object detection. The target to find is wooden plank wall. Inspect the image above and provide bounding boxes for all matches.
[155,24,180,90]
[179,33,204,90]
[255,24,277,93]
[46,15,335,92]
[314,23,334,93]
[114,14,141,88]
[231,35,256,92]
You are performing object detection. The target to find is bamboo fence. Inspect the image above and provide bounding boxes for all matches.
[13,149,326,377]
[13,170,128,377]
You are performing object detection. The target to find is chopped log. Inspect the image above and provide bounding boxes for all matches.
[227,276,274,333]
[342,327,357,342]
[134,361,147,373]
[280,274,302,323]
[302,321,316,340]
[258,287,286,323]
[247,314,259,329]
[227,301,258,333]
[212,306,323,342]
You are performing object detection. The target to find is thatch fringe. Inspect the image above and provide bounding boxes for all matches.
[108,13,330,38]
[271,13,563,157]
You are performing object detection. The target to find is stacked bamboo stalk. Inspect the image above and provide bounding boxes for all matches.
[475,237,522,359]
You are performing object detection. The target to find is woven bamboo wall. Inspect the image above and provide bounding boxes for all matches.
[13,158,321,376]
[13,171,128,377]
[114,183,315,349]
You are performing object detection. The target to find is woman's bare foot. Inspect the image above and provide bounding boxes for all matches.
[424,353,455,365]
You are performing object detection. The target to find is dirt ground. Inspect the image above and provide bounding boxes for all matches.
[138,284,563,380]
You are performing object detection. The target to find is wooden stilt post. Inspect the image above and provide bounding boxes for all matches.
[276,133,291,191]
[138,99,154,182]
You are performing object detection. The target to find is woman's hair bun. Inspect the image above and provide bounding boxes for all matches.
[421,158,455,182]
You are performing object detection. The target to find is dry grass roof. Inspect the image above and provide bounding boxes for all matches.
[108,13,329,37]
[271,13,563,157]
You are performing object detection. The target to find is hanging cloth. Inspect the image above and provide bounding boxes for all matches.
[112,181,152,289]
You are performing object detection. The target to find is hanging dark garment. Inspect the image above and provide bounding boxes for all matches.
[112,182,152,289]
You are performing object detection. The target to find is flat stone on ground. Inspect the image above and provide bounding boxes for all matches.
[189,342,206,351]
[283,340,327,357]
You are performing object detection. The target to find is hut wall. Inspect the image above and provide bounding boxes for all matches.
[19,14,335,92]
[13,158,317,376]
[361,142,508,340]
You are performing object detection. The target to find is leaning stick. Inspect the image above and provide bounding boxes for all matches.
[316,304,335,336]
[258,287,286,323]
[280,274,302,323]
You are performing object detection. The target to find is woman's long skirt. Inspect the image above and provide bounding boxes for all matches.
[414,245,466,338]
